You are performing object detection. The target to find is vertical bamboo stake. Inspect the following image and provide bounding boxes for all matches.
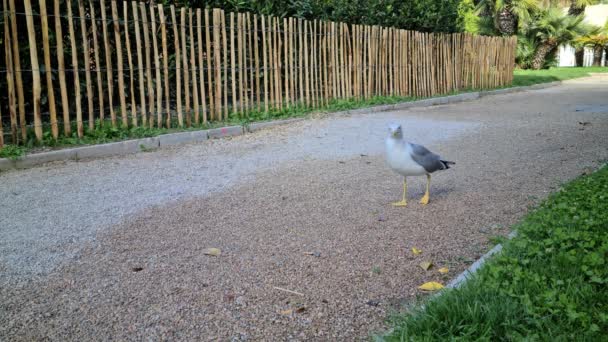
[38,0,58,138]
[140,3,154,127]
[204,9,214,119]
[315,20,322,106]
[290,18,296,105]
[262,15,268,112]
[90,2,105,128]
[222,11,229,120]
[388,28,393,96]
[298,19,304,104]
[67,0,84,136]
[236,13,246,117]
[111,0,128,126]
[230,13,237,114]
[341,24,347,97]
[53,0,70,135]
[304,20,310,106]
[125,4,138,126]
[254,15,260,111]
[283,18,290,108]
[393,28,398,96]
[353,25,358,99]
[310,20,317,107]
[23,0,43,141]
[76,0,94,131]
[197,9,207,124]
[151,5,162,127]
[245,13,255,113]
[180,8,191,127]
[100,0,114,127]
[213,9,222,119]
[160,6,171,127]
[241,13,249,115]
[4,0,18,142]
[268,16,275,108]
[322,21,329,104]
[0,104,3,147]
[133,2,144,126]
[8,0,25,140]
[275,18,282,109]
[187,9,199,125]
[267,17,273,108]
[171,6,183,127]
[362,25,367,99]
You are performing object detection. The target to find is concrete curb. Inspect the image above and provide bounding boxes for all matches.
[375,230,518,341]
[0,80,564,172]
[446,231,517,289]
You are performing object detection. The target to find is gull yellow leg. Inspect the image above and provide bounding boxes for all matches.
[420,174,431,205]
[392,177,408,207]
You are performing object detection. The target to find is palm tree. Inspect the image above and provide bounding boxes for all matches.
[575,20,608,66]
[566,0,598,65]
[529,8,586,69]
[476,0,538,36]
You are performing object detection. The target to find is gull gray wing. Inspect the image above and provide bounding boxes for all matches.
[408,143,450,173]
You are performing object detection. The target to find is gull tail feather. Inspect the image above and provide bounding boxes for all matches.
[440,160,455,170]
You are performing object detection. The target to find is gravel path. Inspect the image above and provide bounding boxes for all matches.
[1,77,607,341]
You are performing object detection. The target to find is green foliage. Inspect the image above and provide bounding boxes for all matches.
[17,95,415,150]
[513,66,608,86]
[516,6,588,69]
[380,165,608,341]
[0,145,28,160]
[160,0,462,32]
[457,0,476,33]
[530,7,586,45]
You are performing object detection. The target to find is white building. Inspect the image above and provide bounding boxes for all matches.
[558,4,608,67]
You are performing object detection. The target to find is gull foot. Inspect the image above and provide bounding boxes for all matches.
[392,200,408,207]
[419,195,429,205]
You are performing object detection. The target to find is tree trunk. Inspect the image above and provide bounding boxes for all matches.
[531,42,556,70]
[575,48,584,67]
[568,0,585,16]
[496,8,517,36]
[593,45,603,66]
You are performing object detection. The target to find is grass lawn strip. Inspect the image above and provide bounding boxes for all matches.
[380,165,608,341]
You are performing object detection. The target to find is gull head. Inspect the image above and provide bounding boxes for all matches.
[388,124,403,139]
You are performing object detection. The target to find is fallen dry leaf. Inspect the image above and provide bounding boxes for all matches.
[418,282,444,291]
[280,309,293,315]
[204,248,221,256]
[438,267,449,274]
[412,247,422,255]
[419,261,433,271]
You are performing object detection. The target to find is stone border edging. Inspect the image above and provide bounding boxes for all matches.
[0,81,562,171]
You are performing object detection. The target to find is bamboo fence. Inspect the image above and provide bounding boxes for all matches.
[0,1,517,146]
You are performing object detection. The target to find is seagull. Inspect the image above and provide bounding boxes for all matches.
[385,123,454,206]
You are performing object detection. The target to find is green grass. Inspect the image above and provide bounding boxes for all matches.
[0,95,414,156]
[513,67,608,87]
[0,144,27,160]
[379,165,608,341]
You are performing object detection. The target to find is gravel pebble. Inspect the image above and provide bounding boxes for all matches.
[1,77,607,341]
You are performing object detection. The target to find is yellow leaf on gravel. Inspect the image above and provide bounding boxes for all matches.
[418,282,444,291]
[412,247,422,255]
[438,267,449,274]
[419,261,433,271]
[280,309,293,315]
[204,248,221,256]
